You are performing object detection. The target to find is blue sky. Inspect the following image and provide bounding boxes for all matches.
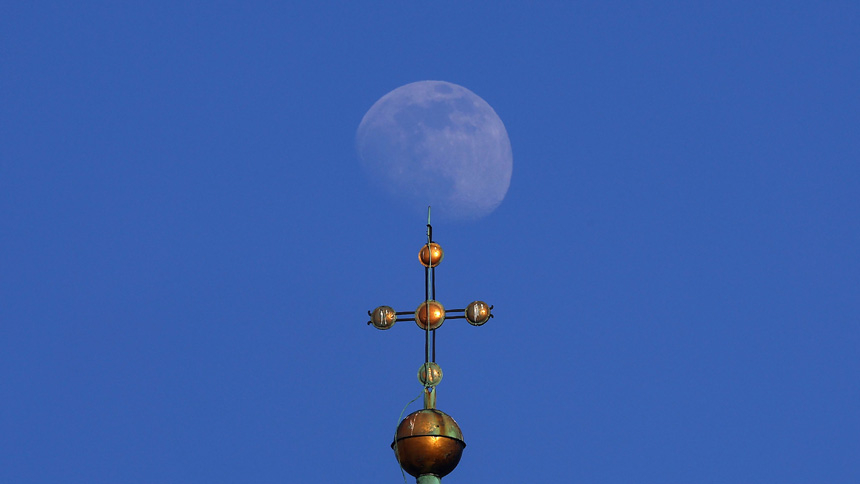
[2,2,858,483]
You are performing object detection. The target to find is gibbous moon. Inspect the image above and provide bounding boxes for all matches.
[356,81,513,221]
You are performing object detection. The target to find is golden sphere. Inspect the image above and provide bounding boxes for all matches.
[370,306,397,330]
[418,362,443,387]
[415,300,445,330]
[392,409,465,478]
[465,301,491,326]
[418,243,444,267]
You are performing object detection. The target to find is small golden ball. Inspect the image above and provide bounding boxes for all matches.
[465,301,491,326]
[370,306,397,330]
[418,362,443,387]
[418,243,444,268]
[415,300,445,330]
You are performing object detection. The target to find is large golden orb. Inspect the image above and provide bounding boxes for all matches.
[415,300,445,330]
[392,409,465,478]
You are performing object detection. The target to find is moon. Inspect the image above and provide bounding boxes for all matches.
[356,81,513,221]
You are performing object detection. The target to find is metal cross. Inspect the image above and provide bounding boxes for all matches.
[366,217,493,408]
[365,212,494,484]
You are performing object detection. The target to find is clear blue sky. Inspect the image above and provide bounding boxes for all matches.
[2,2,858,483]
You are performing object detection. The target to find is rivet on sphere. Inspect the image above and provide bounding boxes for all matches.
[465,301,491,326]
[415,300,445,330]
[371,306,397,330]
[418,362,443,387]
[418,243,444,267]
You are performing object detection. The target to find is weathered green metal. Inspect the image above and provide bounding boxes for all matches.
[418,362,443,387]
[423,387,436,409]
[417,475,442,484]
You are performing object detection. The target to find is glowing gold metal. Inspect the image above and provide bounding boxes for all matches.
[418,243,444,268]
[392,409,465,478]
[415,300,445,330]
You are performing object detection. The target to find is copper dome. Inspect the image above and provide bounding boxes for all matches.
[392,409,465,478]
